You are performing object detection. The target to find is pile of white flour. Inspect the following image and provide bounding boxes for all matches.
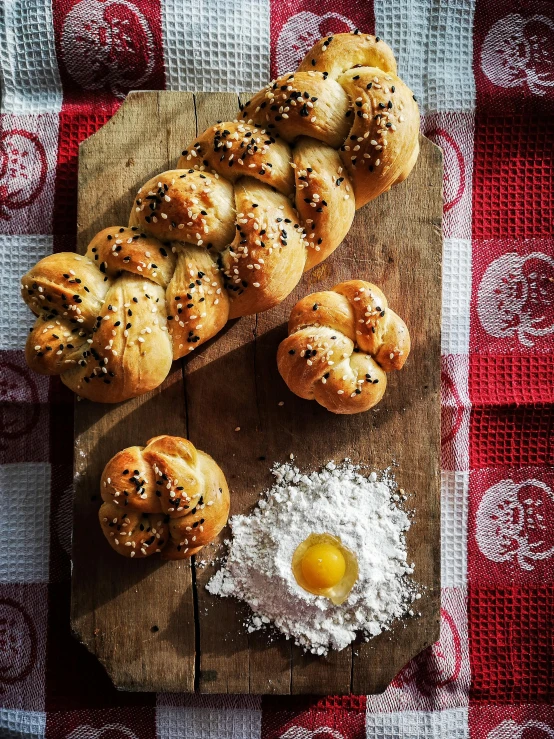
[207,460,420,654]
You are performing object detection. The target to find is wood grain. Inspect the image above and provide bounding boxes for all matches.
[72,92,197,693]
[71,91,443,694]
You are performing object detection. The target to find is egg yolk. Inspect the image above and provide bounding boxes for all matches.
[300,543,347,590]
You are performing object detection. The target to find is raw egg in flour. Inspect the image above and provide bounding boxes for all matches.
[292,533,358,605]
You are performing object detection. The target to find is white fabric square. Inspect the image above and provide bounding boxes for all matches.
[421,112,475,241]
[374,0,476,113]
[425,0,476,113]
[0,709,46,739]
[366,707,469,738]
[441,355,470,472]
[442,239,472,356]
[441,472,469,587]
[374,0,428,106]
[0,235,52,350]
[162,0,270,92]
[0,464,50,582]
[0,115,59,235]
[156,704,262,739]
[0,0,62,114]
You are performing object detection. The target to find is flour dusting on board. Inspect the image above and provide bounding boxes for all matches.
[207,459,421,654]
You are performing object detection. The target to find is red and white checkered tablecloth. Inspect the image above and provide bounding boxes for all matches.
[1,0,553,737]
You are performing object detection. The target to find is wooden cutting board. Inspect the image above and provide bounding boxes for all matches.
[71,91,443,695]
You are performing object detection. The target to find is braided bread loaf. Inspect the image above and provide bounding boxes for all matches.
[99,435,229,559]
[277,280,410,414]
[21,33,419,403]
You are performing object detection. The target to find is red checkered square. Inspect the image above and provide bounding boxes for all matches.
[470,704,554,739]
[470,406,554,469]
[48,465,73,583]
[53,107,116,234]
[312,696,366,713]
[469,355,554,406]
[422,112,474,241]
[468,585,554,702]
[0,583,48,711]
[470,238,554,354]
[45,708,156,739]
[52,233,79,255]
[472,116,554,239]
[48,385,73,465]
[53,105,119,236]
[442,355,470,472]
[0,350,50,463]
[261,695,366,739]
[473,0,554,114]
[468,467,554,586]
[51,0,165,106]
[366,588,470,712]
[47,377,74,411]
[269,0,373,79]
[0,114,59,234]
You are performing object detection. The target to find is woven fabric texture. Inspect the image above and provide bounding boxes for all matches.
[0,0,552,736]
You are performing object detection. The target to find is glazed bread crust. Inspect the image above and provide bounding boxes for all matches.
[277,280,410,414]
[21,33,419,402]
[99,435,230,559]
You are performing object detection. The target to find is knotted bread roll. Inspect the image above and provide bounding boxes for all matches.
[277,280,410,414]
[99,435,230,559]
[21,32,419,402]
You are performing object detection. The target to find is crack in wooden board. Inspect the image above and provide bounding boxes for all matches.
[71,90,443,695]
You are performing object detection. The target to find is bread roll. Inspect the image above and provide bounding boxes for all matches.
[21,33,419,402]
[99,435,230,559]
[277,280,410,414]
